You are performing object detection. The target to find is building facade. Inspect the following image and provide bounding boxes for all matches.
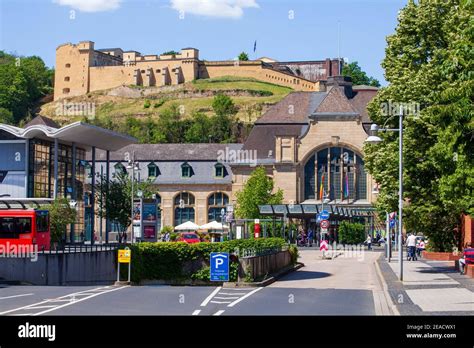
[54,41,341,100]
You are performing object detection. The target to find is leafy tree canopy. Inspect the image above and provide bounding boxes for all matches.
[342,61,380,87]
[238,52,249,61]
[235,166,283,219]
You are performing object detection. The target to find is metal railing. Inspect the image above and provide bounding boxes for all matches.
[39,243,124,254]
[234,245,286,258]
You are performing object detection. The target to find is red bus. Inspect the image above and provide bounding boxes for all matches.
[0,210,50,251]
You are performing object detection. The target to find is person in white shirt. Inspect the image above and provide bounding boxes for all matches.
[366,235,372,250]
[406,233,417,261]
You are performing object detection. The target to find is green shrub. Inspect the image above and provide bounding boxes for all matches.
[338,221,366,245]
[288,244,299,264]
[153,99,165,108]
[127,237,286,283]
[161,225,174,234]
[143,100,151,108]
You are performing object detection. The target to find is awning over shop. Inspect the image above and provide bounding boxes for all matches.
[258,204,376,219]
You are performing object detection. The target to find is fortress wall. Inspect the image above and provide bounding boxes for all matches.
[200,62,320,91]
[54,42,93,100]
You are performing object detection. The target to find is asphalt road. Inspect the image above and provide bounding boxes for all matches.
[0,250,383,316]
[0,282,375,316]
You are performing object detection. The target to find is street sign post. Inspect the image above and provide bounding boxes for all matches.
[116,247,131,284]
[320,219,330,229]
[210,252,229,282]
[320,210,330,220]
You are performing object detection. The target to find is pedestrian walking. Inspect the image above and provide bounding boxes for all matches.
[308,228,314,247]
[406,233,417,261]
[366,235,372,250]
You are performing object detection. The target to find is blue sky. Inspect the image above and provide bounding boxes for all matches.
[0,0,407,85]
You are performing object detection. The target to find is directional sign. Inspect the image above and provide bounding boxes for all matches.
[210,252,229,282]
[320,219,330,229]
[389,219,396,228]
[320,240,328,251]
[320,210,330,220]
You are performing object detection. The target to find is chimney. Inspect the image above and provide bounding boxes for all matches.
[325,75,353,98]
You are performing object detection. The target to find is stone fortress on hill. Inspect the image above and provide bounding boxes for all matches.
[54,41,342,100]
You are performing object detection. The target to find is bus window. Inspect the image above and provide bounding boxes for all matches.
[0,217,32,239]
[36,212,49,233]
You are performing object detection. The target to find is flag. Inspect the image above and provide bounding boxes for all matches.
[253,40,257,53]
[344,172,349,198]
[319,170,325,200]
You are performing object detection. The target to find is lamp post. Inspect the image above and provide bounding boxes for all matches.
[365,106,404,281]
[126,153,139,244]
[320,193,330,244]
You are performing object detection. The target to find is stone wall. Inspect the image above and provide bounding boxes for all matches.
[0,250,117,285]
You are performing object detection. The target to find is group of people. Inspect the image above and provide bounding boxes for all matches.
[296,228,315,247]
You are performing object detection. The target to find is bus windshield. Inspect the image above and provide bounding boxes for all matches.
[36,211,49,233]
[0,217,32,239]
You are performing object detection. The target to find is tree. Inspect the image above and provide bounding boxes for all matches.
[162,50,179,57]
[235,166,283,219]
[0,107,14,124]
[342,61,380,87]
[184,112,213,142]
[95,172,155,241]
[40,198,77,247]
[364,0,473,251]
[238,52,249,61]
[0,51,53,123]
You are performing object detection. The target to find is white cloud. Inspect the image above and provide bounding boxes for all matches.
[53,0,122,13]
[170,0,259,19]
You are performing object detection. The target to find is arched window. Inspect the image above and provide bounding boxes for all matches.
[147,162,159,178]
[174,192,195,225]
[181,162,193,178]
[208,192,229,223]
[304,147,367,202]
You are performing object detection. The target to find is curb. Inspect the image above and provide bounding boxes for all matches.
[223,262,305,288]
[374,255,400,316]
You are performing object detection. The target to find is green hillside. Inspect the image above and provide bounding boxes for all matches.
[41,76,292,125]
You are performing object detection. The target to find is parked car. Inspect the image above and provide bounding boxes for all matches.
[177,233,201,244]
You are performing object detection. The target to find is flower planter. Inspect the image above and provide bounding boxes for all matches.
[422,251,461,261]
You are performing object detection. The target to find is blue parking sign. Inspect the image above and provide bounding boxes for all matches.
[210,252,229,282]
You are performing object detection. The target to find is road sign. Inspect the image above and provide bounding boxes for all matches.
[210,252,229,282]
[254,219,260,224]
[389,219,396,228]
[316,214,321,223]
[320,240,328,251]
[320,210,330,220]
[118,248,131,263]
[321,227,328,233]
[320,219,330,229]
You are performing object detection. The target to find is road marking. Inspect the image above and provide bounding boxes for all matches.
[210,300,231,304]
[22,305,57,309]
[0,293,33,300]
[214,296,240,300]
[200,287,221,307]
[32,286,129,316]
[221,288,253,291]
[218,292,247,295]
[213,310,225,316]
[227,287,263,307]
[0,286,127,316]
[192,310,201,316]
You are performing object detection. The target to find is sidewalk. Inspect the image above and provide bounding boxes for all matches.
[378,251,474,315]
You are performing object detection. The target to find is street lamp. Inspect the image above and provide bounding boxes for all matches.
[365,106,404,281]
[126,154,140,244]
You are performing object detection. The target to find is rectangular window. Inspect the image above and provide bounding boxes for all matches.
[215,166,224,177]
[0,217,32,239]
[36,212,49,232]
[182,166,191,178]
[148,166,157,177]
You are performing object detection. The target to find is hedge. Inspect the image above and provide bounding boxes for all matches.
[125,238,289,283]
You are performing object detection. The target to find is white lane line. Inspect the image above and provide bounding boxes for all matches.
[218,292,247,296]
[192,310,201,316]
[0,293,34,300]
[200,287,221,307]
[214,296,240,300]
[210,301,231,304]
[213,310,225,316]
[221,288,252,291]
[32,286,130,316]
[23,305,57,309]
[227,287,263,307]
[0,286,117,315]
